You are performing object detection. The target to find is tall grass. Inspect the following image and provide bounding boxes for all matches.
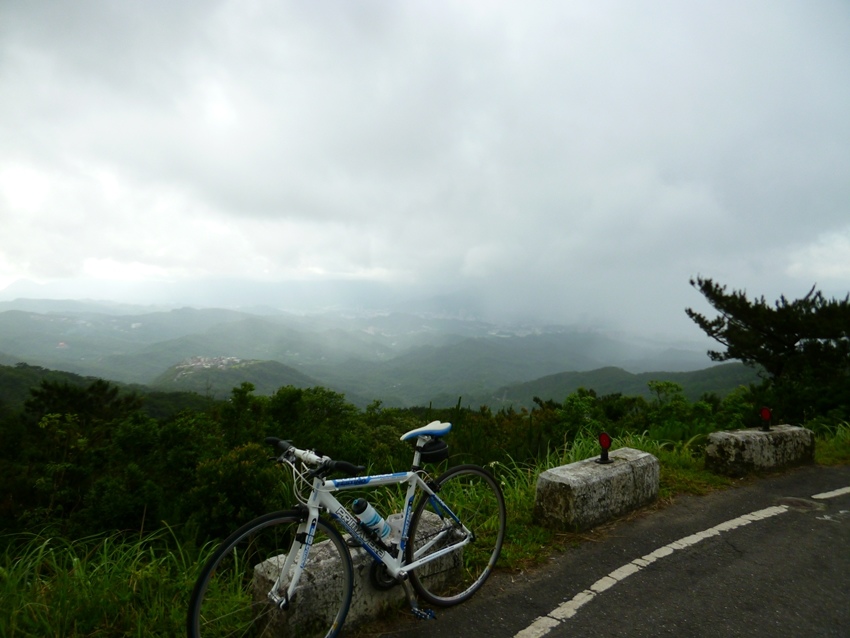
[815,421,850,466]
[0,528,209,637]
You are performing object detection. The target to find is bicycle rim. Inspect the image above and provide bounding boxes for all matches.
[187,511,353,638]
[406,465,506,607]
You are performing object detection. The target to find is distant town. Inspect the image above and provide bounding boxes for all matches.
[174,356,244,378]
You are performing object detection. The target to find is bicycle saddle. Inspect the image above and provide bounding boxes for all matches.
[400,420,452,441]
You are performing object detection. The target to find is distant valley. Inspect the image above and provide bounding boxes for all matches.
[0,298,758,408]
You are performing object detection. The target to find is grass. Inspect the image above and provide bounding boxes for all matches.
[1,426,848,637]
[0,527,205,637]
[814,421,850,466]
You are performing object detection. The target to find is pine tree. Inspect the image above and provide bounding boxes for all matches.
[686,277,850,422]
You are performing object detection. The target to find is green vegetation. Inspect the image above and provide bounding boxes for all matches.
[814,421,850,466]
[0,529,200,637]
[1,278,848,636]
[2,423,842,637]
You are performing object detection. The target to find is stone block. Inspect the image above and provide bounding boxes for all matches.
[253,511,457,636]
[704,425,815,477]
[533,447,659,532]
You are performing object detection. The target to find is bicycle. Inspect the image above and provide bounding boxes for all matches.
[186,420,507,638]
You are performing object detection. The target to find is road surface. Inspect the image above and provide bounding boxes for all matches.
[363,463,850,637]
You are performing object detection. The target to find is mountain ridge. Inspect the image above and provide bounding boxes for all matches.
[478,362,761,409]
[0,301,721,408]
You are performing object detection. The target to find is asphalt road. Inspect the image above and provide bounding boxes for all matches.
[361,463,850,638]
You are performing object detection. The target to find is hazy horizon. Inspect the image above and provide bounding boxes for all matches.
[0,279,721,348]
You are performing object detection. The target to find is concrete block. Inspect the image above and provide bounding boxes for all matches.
[253,511,457,636]
[704,425,815,477]
[533,447,659,532]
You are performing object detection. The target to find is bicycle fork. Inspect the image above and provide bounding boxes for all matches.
[266,516,319,610]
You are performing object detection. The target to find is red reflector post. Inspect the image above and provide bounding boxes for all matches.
[596,432,613,465]
[760,406,772,432]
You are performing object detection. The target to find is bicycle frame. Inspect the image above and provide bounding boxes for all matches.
[265,465,472,610]
[188,422,504,637]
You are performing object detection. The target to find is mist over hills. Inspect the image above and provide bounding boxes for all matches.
[0,298,740,408]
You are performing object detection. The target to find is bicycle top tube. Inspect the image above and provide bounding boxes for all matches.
[329,470,411,489]
[400,420,452,440]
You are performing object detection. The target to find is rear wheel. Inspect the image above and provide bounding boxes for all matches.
[187,511,353,638]
[406,465,506,607]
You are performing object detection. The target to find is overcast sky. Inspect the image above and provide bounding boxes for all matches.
[1,0,848,340]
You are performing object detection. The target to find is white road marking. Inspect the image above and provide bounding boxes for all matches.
[812,486,850,500]
[515,485,850,637]
[513,504,791,638]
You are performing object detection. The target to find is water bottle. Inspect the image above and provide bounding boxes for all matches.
[352,498,391,540]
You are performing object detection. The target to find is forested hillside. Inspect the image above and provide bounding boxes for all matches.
[0,357,755,414]
[486,362,762,408]
[0,367,766,541]
[0,363,213,419]
[0,303,714,407]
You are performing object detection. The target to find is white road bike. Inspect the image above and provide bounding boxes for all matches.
[186,421,506,637]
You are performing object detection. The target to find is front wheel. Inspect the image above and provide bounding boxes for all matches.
[406,464,506,607]
[187,510,353,638]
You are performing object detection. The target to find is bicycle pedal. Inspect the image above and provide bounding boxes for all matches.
[412,608,436,621]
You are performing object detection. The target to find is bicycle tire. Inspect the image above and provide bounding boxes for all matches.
[406,464,506,607]
[187,510,353,638]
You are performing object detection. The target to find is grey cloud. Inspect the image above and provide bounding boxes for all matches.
[0,0,848,340]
